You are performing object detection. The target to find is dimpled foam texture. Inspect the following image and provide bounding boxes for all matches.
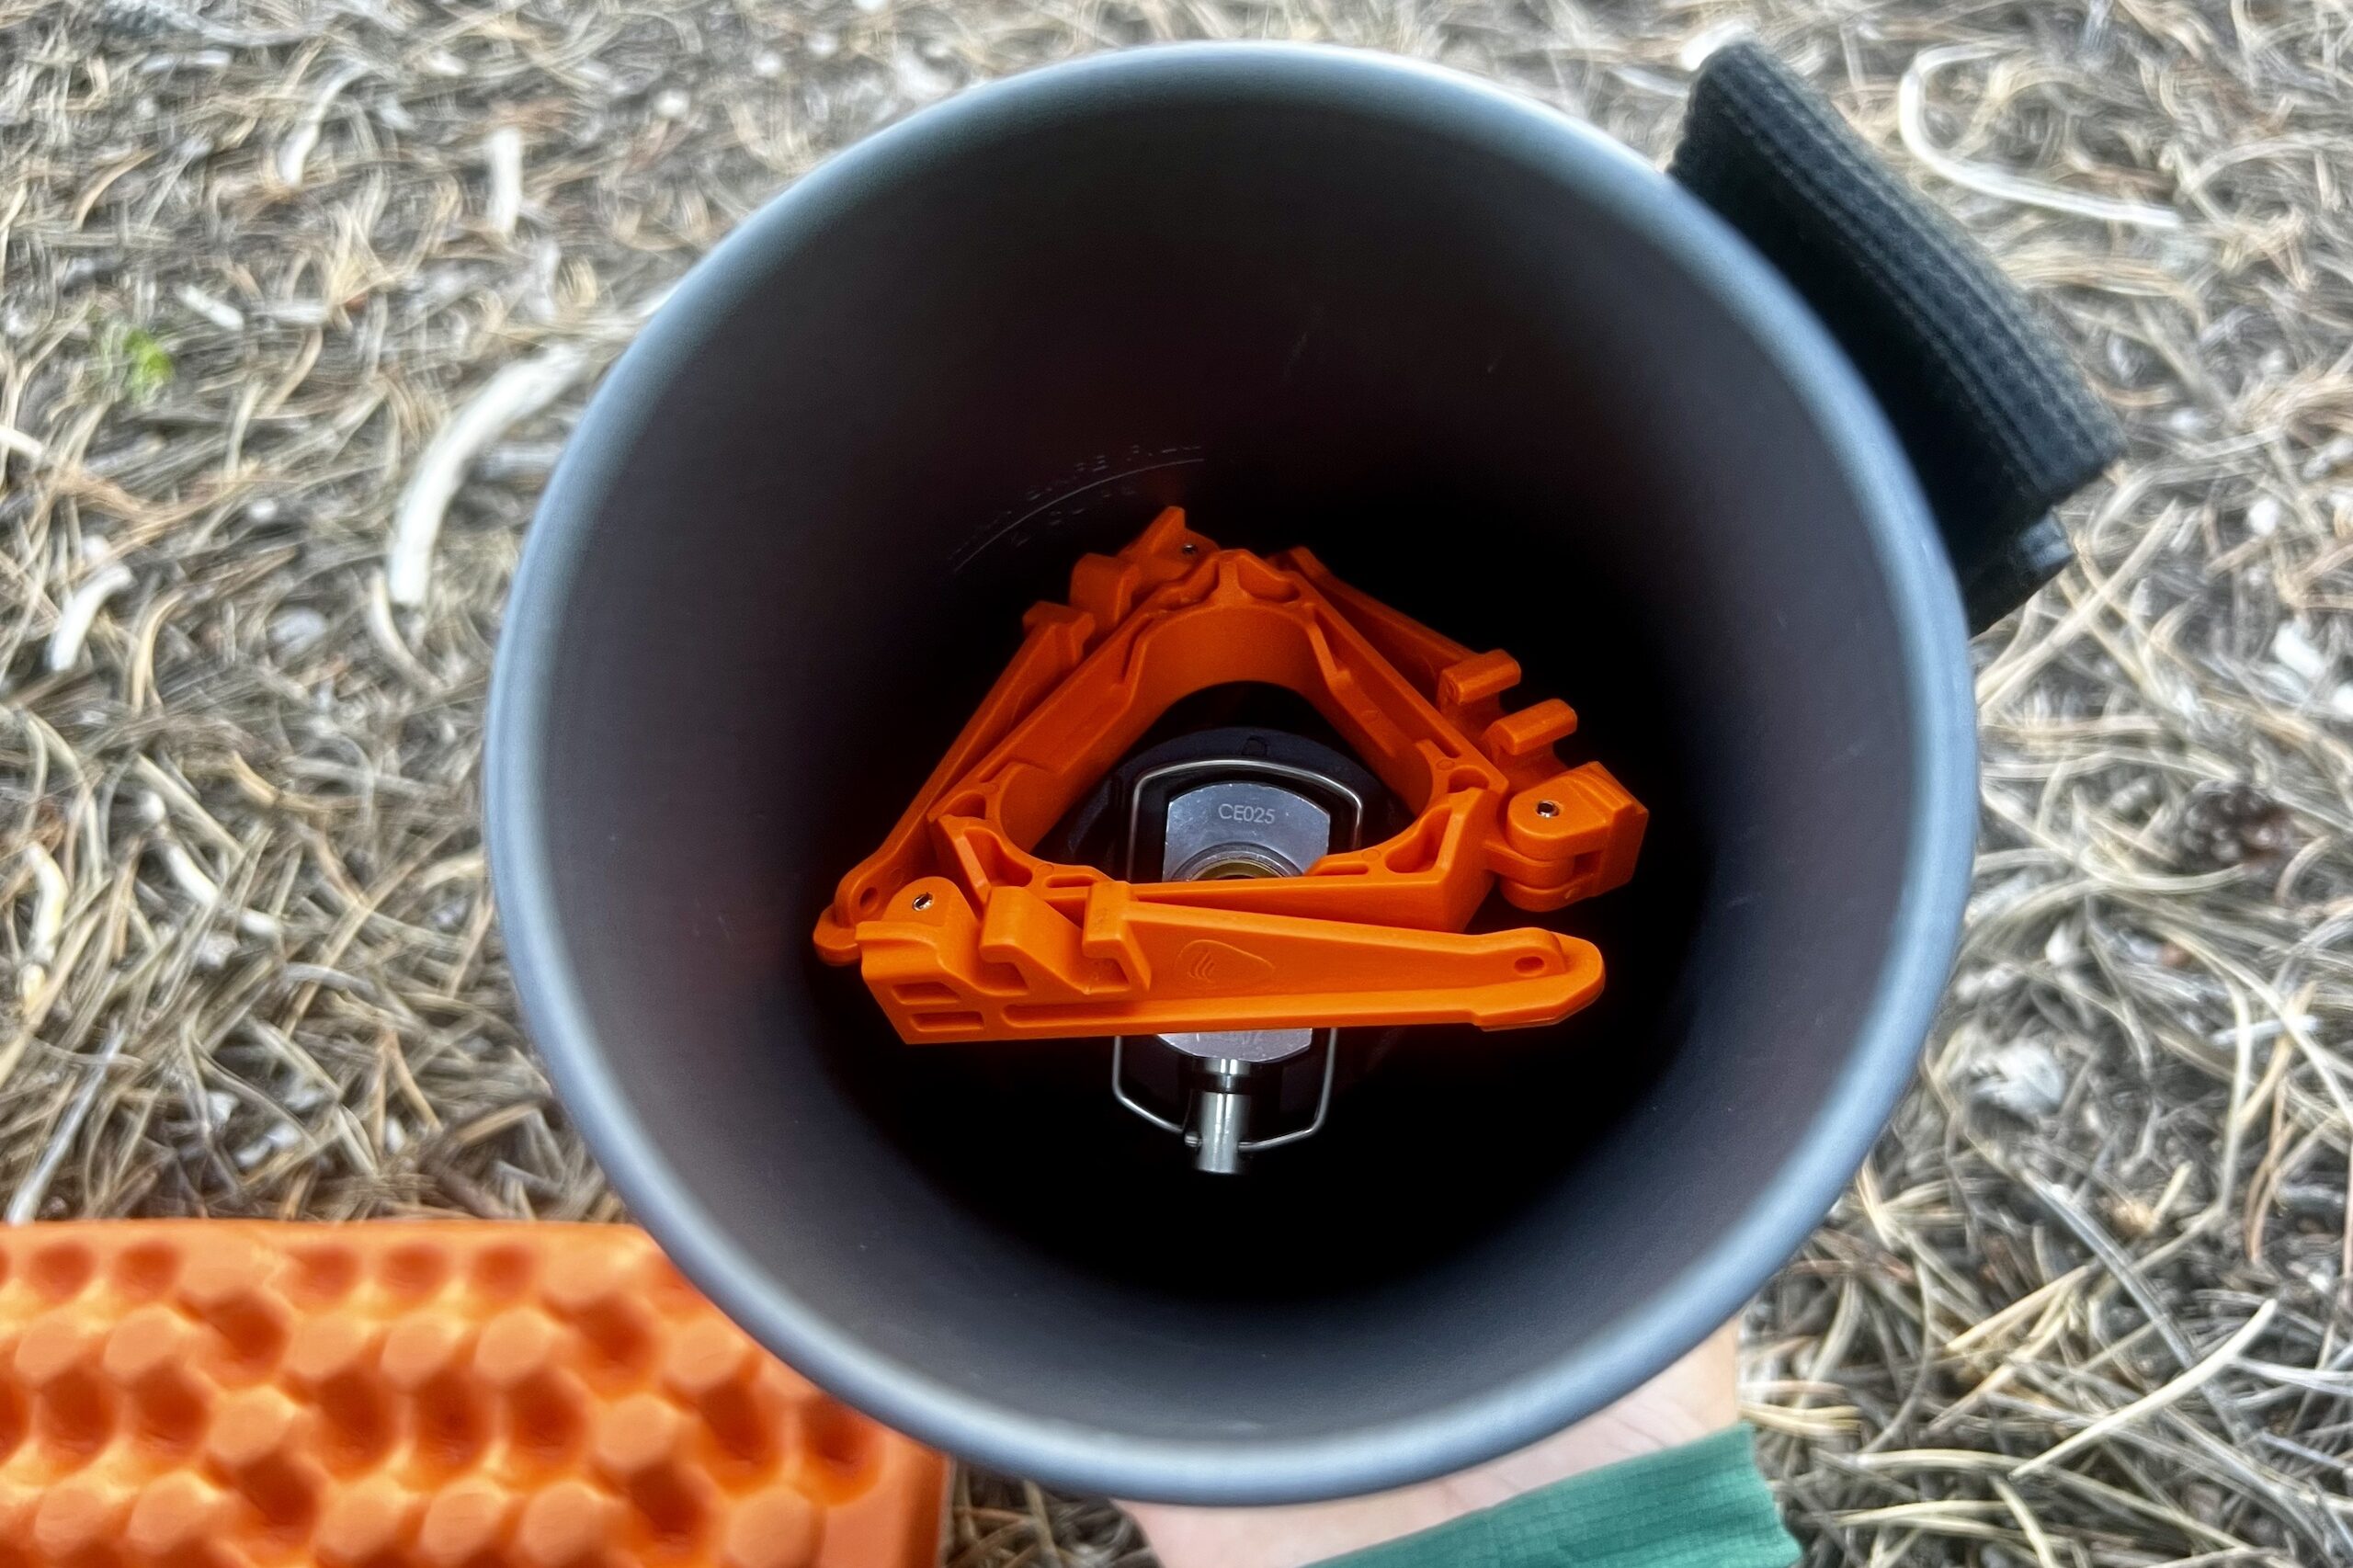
[0,1223,945,1568]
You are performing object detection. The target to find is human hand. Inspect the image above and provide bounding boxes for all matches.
[1126,1324,1741,1568]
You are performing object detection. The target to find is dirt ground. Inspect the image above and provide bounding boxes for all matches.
[4,1,2350,1563]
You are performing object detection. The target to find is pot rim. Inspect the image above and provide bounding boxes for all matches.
[485,40,1977,1505]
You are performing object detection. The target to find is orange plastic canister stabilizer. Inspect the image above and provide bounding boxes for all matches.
[0,1222,943,1568]
[814,508,1648,1043]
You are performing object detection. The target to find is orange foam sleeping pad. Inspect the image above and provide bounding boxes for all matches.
[0,1223,944,1568]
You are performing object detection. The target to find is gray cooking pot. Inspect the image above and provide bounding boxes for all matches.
[485,42,2116,1504]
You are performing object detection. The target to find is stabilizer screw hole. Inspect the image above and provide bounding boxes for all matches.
[1536,800,1559,818]
[912,892,933,911]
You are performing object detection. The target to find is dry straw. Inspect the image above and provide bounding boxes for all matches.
[2,2,2346,1563]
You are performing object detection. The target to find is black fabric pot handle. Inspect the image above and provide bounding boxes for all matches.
[1669,41,2123,632]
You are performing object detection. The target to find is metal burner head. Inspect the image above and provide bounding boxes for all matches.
[1114,757,1364,1173]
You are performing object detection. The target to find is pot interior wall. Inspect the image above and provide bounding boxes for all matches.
[511,70,1933,1465]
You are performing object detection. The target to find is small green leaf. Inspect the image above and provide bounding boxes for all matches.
[102,322,175,403]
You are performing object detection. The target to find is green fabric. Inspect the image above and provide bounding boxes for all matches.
[1312,1427,1797,1568]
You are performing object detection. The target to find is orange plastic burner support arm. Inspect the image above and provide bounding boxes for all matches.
[858,880,1605,1040]
[813,509,1647,1042]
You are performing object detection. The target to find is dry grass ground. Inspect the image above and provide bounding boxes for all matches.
[3,2,2348,1563]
